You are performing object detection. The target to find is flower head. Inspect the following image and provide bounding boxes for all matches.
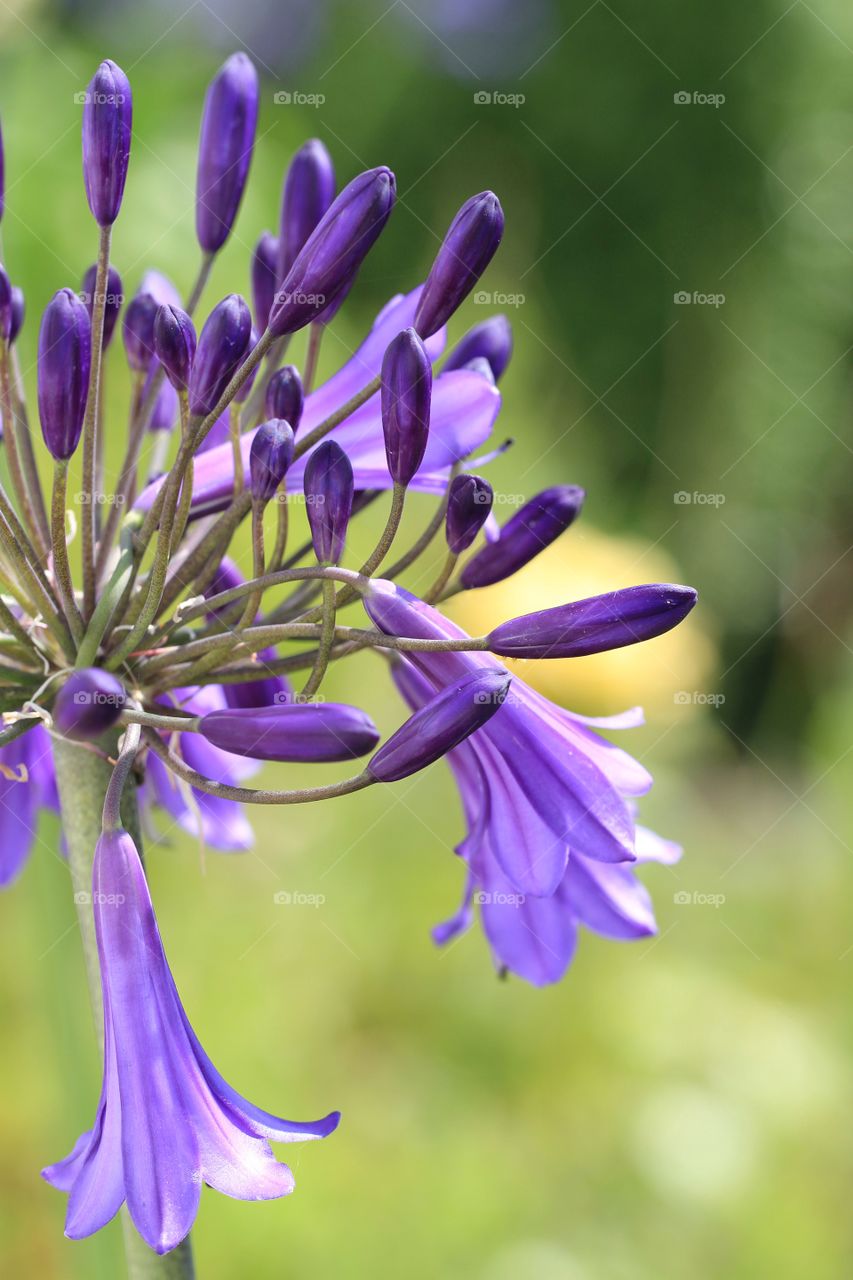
[82,59,132,226]
[195,53,259,254]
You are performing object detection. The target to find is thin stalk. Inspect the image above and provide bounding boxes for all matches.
[95,369,145,582]
[268,488,288,571]
[424,549,458,603]
[241,334,290,428]
[299,483,405,622]
[81,224,112,618]
[50,461,85,645]
[0,506,73,658]
[0,341,49,556]
[300,577,336,699]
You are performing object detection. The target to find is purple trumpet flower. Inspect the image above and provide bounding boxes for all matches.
[278,138,336,284]
[9,285,24,343]
[489,584,699,658]
[380,327,432,486]
[153,305,196,393]
[269,167,396,337]
[0,264,12,339]
[37,288,92,461]
[122,292,159,372]
[82,59,132,226]
[0,724,58,887]
[195,53,259,255]
[81,263,123,348]
[265,365,304,434]
[304,440,354,564]
[188,293,252,417]
[249,419,295,502]
[251,231,279,330]
[414,192,504,339]
[443,314,513,381]
[53,670,127,741]
[445,473,493,553]
[461,485,585,589]
[368,669,510,782]
[43,827,339,1253]
[198,701,380,762]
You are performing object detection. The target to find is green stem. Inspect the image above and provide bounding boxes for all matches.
[50,461,85,645]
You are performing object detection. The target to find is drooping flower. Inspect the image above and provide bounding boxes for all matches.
[0,725,58,887]
[43,826,339,1253]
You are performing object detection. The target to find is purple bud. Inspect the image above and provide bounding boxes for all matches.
[195,53,259,254]
[264,365,304,433]
[37,288,92,460]
[445,473,493,554]
[278,138,336,283]
[198,702,379,762]
[443,314,513,381]
[82,59,132,226]
[414,192,504,340]
[368,668,510,783]
[0,264,12,340]
[188,293,252,417]
[122,292,159,372]
[380,327,432,486]
[234,327,261,404]
[81,262,123,348]
[269,166,396,337]
[487,584,699,659]
[304,441,354,564]
[9,286,24,344]
[249,419,295,501]
[53,669,126,740]
[153,304,196,393]
[460,485,585,589]
[251,231,279,330]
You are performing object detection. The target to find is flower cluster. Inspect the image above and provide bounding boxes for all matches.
[0,52,697,1257]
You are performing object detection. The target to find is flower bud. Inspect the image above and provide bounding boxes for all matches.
[37,288,92,460]
[82,59,132,226]
[251,231,279,330]
[269,166,396,337]
[9,285,24,344]
[264,365,304,433]
[0,264,12,340]
[122,292,159,372]
[198,702,380,762]
[460,485,585,589]
[368,668,510,783]
[153,304,196,393]
[188,293,252,416]
[278,138,336,283]
[380,327,431,486]
[304,440,354,564]
[445,473,493,554]
[414,191,504,339]
[249,419,295,502]
[488,585,699,659]
[443,314,513,381]
[53,669,126,740]
[195,52,259,254]
[81,262,123,348]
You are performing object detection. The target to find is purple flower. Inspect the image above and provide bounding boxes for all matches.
[380,327,432,486]
[195,53,259,255]
[188,294,252,417]
[278,138,336,284]
[122,292,159,373]
[443,314,513,381]
[460,485,585,589]
[0,725,58,887]
[445,473,493,553]
[81,263,123,348]
[304,440,354,564]
[265,365,304,433]
[198,701,380,762]
[43,827,339,1253]
[9,284,24,344]
[53,670,127,741]
[251,231,279,330]
[153,305,196,393]
[414,191,504,339]
[82,59,132,226]
[204,559,293,712]
[249,419,295,502]
[37,288,92,461]
[0,263,12,339]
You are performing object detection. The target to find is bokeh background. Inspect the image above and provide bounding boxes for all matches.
[1,0,851,1276]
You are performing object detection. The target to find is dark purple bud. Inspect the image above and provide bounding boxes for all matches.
[37,288,92,460]
[249,419,295,502]
[53,669,126,740]
[278,138,336,283]
[488,585,699,659]
[0,264,11,340]
[82,59,132,226]
[414,192,504,339]
[443,314,513,381]
[460,485,585,589]
[81,262,123,348]
[380,327,432,486]
[122,292,159,372]
[153,304,196,393]
[251,231,279,330]
[198,701,379,762]
[195,53,259,254]
[368,668,510,783]
[9,286,24,344]
[188,293,252,416]
[269,166,396,337]
[304,440,354,564]
[234,327,261,404]
[445,473,493,554]
[264,365,304,433]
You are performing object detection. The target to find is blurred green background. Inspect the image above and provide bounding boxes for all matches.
[0,0,851,1275]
